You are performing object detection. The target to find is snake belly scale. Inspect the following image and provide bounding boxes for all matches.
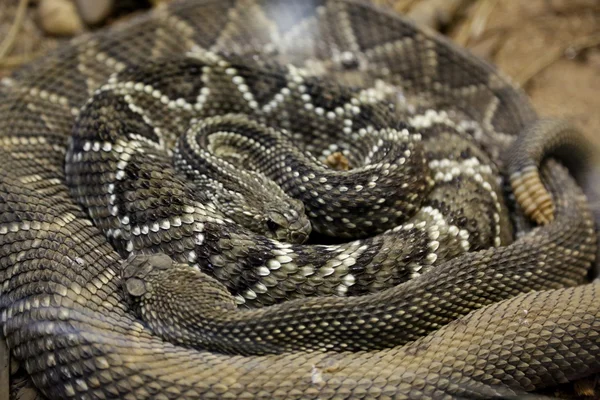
[0,0,598,399]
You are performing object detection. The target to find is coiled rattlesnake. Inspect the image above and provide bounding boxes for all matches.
[0,0,598,398]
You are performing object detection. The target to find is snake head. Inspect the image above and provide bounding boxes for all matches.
[122,253,174,296]
[265,199,312,244]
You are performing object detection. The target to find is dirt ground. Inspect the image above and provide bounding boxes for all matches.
[0,0,599,398]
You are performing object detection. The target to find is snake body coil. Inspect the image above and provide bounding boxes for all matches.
[0,1,598,399]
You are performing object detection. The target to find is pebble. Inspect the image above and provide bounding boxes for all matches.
[75,0,114,26]
[38,0,84,36]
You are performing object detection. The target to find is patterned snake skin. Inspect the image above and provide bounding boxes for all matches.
[0,0,599,398]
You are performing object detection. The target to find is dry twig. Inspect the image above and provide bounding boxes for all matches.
[454,0,498,46]
[515,33,600,86]
[0,0,30,60]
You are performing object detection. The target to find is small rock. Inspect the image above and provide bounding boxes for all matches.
[75,0,114,26]
[38,0,84,36]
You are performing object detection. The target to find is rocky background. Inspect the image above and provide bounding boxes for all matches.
[0,0,599,398]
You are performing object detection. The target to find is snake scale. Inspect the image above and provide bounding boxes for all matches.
[1,0,599,398]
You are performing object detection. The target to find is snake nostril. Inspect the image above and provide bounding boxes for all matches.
[266,219,280,233]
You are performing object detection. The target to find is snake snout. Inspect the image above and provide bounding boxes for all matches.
[289,219,313,243]
[122,253,174,297]
[266,201,312,244]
